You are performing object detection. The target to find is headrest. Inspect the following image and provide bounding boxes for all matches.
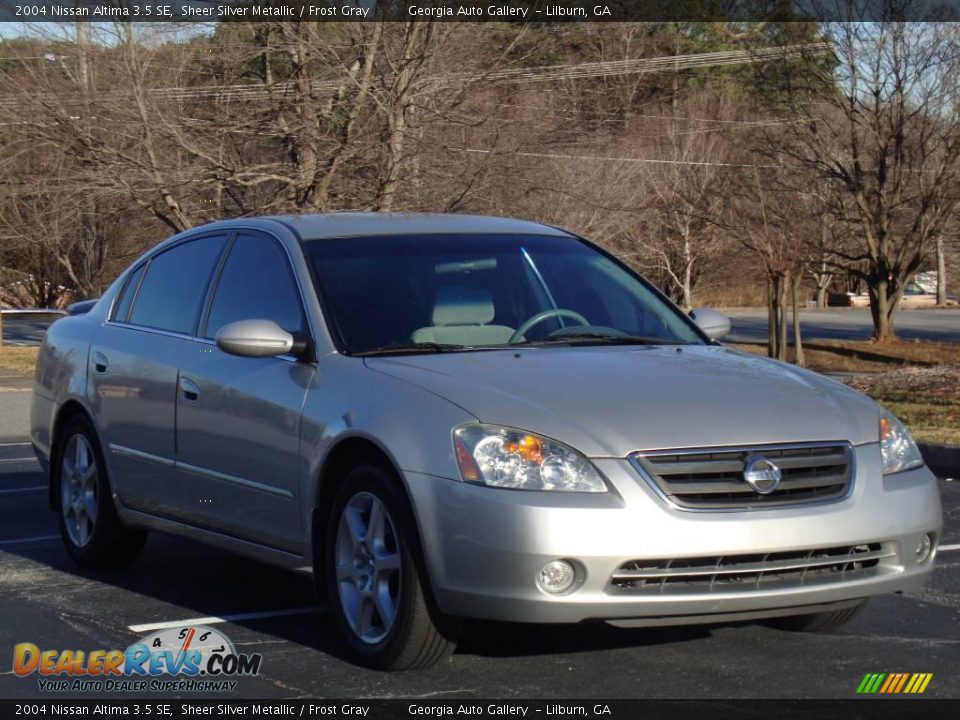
[432,286,496,326]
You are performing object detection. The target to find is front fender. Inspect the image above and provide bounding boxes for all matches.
[298,353,476,560]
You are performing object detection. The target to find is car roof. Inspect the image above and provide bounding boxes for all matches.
[233,212,574,240]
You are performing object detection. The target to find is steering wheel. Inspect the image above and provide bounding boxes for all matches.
[508,309,590,344]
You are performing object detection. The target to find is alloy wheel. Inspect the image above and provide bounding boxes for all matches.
[60,433,99,548]
[334,491,402,644]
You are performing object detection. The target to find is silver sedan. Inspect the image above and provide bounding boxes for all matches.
[31,213,941,670]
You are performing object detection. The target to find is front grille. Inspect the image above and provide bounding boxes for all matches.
[611,543,890,594]
[631,443,853,510]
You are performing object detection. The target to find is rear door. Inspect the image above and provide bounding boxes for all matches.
[90,234,228,519]
[175,232,313,552]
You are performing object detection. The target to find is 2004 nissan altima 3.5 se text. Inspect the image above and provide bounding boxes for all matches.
[31,213,941,670]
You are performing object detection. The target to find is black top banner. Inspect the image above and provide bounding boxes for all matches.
[2,0,960,23]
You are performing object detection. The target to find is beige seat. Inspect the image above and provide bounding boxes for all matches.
[411,286,515,345]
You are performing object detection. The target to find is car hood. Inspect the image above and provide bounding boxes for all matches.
[365,345,880,458]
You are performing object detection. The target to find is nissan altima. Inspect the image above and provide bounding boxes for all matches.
[31,213,941,670]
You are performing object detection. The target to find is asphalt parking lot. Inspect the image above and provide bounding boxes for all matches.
[1,427,958,700]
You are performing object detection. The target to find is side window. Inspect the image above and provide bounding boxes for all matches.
[128,236,227,335]
[204,234,306,339]
[112,263,145,322]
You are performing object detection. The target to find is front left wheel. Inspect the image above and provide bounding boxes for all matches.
[325,463,459,670]
[53,415,147,569]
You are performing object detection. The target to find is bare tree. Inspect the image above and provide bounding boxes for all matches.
[725,168,810,363]
[623,93,735,308]
[773,19,960,341]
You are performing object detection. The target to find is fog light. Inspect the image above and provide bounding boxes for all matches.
[537,560,576,595]
[915,533,934,564]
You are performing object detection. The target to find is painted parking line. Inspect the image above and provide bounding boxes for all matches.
[0,534,59,546]
[940,544,960,552]
[128,606,328,633]
[0,485,45,494]
[0,442,30,447]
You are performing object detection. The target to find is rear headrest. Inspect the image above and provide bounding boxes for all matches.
[432,286,496,326]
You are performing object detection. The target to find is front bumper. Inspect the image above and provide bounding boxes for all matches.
[405,443,941,624]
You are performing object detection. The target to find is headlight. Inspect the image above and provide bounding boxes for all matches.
[453,424,607,493]
[879,407,924,475]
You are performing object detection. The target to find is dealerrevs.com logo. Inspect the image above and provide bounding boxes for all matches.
[13,625,262,693]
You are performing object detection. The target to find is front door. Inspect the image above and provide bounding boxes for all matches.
[175,232,312,553]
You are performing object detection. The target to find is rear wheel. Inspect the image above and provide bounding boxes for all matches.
[53,415,147,569]
[764,600,867,632]
[325,463,458,670]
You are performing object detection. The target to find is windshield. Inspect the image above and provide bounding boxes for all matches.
[305,233,704,355]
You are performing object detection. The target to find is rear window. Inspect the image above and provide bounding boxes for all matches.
[128,236,227,335]
[112,263,145,323]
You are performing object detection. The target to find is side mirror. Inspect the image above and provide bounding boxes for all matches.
[215,319,306,359]
[67,299,98,316]
[689,308,731,341]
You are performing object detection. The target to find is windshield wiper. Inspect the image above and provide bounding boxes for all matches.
[515,332,693,347]
[354,342,468,357]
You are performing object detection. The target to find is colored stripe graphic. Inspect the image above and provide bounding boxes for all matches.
[893,673,910,693]
[856,673,885,694]
[879,674,896,693]
[857,673,932,694]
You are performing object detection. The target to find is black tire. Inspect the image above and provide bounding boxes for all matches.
[764,599,867,632]
[52,415,147,569]
[325,463,459,670]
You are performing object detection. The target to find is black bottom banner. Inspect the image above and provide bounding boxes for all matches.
[0,700,956,720]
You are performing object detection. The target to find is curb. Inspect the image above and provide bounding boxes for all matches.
[919,442,960,479]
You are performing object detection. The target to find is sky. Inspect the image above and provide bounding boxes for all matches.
[0,21,214,44]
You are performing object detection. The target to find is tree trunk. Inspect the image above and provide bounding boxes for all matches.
[376,21,432,211]
[767,276,777,358]
[936,235,947,306]
[792,273,804,367]
[869,277,897,342]
[816,284,828,309]
[378,103,408,211]
[778,273,788,361]
[681,254,693,310]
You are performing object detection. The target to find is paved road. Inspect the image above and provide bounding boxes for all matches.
[0,404,957,699]
[0,377,31,442]
[1,311,65,347]
[728,308,960,344]
[5,308,958,347]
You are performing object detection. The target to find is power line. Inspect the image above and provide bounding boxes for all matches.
[0,42,829,110]
[452,147,780,169]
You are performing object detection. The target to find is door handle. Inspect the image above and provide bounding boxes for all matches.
[179,376,200,403]
[93,352,109,374]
